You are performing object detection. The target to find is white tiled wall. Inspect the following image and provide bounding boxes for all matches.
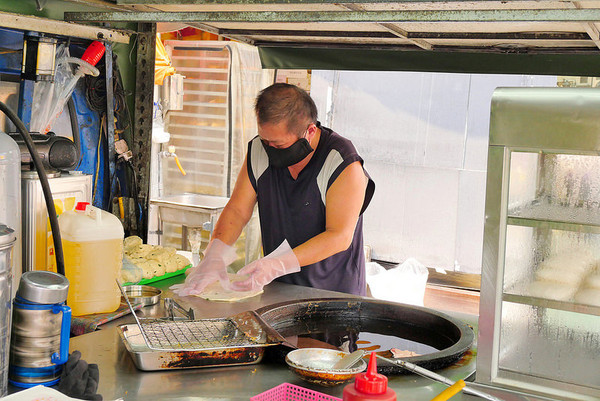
[311,71,556,274]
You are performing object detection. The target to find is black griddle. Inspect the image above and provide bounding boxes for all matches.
[256,297,475,375]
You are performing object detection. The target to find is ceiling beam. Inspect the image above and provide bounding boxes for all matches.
[114,0,555,4]
[0,11,130,43]
[339,3,432,50]
[59,0,151,11]
[379,23,432,50]
[254,41,598,54]
[65,9,600,23]
[187,22,255,43]
[217,29,590,41]
[572,1,600,50]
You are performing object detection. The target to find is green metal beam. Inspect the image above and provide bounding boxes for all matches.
[258,46,600,76]
[115,0,538,4]
[65,8,600,23]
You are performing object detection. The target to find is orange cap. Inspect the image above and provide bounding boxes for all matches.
[354,352,387,395]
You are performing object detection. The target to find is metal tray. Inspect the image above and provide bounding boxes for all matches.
[118,323,266,371]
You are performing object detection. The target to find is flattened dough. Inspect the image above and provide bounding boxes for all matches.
[195,273,263,302]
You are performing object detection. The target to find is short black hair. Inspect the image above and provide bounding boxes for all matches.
[255,83,318,137]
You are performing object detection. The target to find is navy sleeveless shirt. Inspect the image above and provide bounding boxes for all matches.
[247,123,375,295]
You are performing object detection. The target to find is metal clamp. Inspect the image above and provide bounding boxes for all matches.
[164,298,195,321]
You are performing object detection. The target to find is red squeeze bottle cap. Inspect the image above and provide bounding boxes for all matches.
[354,352,388,395]
[75,202,90,211]
[81,41,106,66]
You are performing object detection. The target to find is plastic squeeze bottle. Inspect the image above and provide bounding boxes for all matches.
[343,352,397,401]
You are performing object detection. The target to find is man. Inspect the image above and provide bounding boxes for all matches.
[172,83,375,296]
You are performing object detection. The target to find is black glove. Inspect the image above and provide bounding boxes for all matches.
[58,350,103,401]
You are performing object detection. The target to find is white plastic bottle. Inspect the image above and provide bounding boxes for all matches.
[59,202,124,316]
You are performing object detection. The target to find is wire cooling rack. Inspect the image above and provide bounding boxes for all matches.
[136,317,261,351]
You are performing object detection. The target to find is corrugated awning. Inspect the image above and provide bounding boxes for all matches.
[64,1,600,74]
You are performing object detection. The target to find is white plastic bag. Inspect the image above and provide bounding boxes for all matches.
[366,258,429,306]
[30,45,73,133]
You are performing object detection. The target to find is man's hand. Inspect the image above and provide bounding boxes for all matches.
[230,240,300,292]
[170,239,237,296]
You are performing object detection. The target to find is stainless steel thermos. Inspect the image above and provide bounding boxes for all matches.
[0,225,15,397]
[9,271,71,388]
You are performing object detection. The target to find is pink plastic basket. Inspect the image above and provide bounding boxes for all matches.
[251,383,343,401]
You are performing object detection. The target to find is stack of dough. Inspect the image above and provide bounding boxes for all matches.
[528,252,596,302]
[123,236,191,280]
[574,272,600,307]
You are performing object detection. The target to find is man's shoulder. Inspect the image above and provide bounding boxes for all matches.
[320,126,358,156]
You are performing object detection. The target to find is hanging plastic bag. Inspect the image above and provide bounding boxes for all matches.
[30,44,72,133]
[366,258,429,306]
[30,42,104,134]
[155,39,175,85]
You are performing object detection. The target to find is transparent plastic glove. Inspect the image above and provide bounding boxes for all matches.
[230,240,300,292]
[170,239,237,296]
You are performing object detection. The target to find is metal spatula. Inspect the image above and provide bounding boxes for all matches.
[332,349,366,369]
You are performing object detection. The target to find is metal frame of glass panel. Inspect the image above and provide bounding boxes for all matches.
[477,87,600,401]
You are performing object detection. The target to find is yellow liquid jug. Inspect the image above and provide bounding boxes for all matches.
[59,202,124,316]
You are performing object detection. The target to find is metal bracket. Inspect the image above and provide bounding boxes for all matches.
[132,23,156,241]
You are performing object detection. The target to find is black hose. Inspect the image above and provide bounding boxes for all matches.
[67,96,81,165]
[0,101,65,276]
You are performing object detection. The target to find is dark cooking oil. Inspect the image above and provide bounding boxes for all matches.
[356,332,438,355]
[287,330,439,357]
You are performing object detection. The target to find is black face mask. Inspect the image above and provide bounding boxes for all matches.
[262,137,313,168]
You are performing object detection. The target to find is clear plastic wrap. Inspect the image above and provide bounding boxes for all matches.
[30,44,99,134]
[30,44,70,133]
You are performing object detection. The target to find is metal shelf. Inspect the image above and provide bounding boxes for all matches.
[503,293,600,317]
[507,202,600,234]
[506,217,600,234]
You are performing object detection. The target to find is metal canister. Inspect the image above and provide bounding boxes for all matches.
[0,225,15,397]
[9,271,70,388]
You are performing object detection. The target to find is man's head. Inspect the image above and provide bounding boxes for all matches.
[255,83,318,138]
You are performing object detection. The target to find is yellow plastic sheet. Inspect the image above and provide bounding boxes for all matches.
[155,39,175,85]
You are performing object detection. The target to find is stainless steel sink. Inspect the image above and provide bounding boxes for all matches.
[150,193,229,227]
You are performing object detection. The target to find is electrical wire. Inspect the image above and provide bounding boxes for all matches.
[0,101,65,276]
[92,114,105,202]
[85,52,142,234]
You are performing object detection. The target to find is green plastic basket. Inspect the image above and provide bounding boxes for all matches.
[123,264,191,286]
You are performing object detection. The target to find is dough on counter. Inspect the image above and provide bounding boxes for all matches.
[124,236,143,253]
[535,267,582,286]
[172,254,191,268]
[574,289,600,307]
[584,273,600,290]
[128,244,155,259]
[528,280,577,301]
[146,249,170,263]
[538,252,595,276]
[163,247,177,256]
[195,273,263,302]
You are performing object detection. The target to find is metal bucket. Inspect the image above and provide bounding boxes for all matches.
[0,226,15,397]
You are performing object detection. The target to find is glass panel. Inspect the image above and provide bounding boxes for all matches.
[508,152,600,226]
[163,47,231,197]
[499,301,600,389]
[507,151,539,212]
[504,225,600,305]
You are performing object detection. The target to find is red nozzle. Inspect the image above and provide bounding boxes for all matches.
[354,352,388,395]
[75,202,90,211]
[81,41,105,66]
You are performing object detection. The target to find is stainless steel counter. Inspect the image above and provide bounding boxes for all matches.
[64,277,551,401]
